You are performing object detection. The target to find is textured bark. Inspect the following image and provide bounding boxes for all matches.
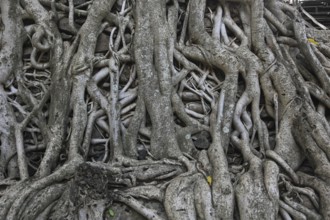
[0,0,330,219]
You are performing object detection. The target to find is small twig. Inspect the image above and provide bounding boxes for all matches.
[274,93,279,137]
[68,0,78,34]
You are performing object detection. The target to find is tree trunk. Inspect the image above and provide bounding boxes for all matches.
[1,0,330,219]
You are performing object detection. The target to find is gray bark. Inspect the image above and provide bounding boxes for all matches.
[0,0,330,219]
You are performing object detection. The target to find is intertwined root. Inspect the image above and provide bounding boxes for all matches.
[1,0,330,219]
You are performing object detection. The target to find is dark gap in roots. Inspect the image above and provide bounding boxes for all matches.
[36,50,51,63]
[204,17,213,34]
[206,0,218,10]
[325,107,330,122]
[43,97,51,114]
[119,65,132,85]
[58,25,76,38]
[173,57,181,71]
[166,1,174,18]
[89,144,107,162]
[137,148,148,160]
[67,108,74,119]
[23,41,33,59]
[176,11,185,40]
[297,159,314,175]
[137,138,149,160]
[84,89,89,104]
[228,147,245,167]
[309,94,319,110]
[213,67,226,82]
[22,131,31,144]
[192,130,211,151]
[145,111,152,128]
[296,54,315,74]
[27,151,43,176]
[237,72,246,98]
[22,18,35,26]
[174,116,186,127]
[138,132,150,143]
[87,122,109,162]
[97,74,110,89]
[251,136,261,154]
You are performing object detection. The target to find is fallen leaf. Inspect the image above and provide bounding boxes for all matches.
[307,38,319,45]
[108,208,115,217]
[207,176,212,185]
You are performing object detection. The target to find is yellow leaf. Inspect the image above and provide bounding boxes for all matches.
[307,38,319,45]
[207,176,212,185]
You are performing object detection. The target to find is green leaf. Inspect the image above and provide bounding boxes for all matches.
[108,208,115,217]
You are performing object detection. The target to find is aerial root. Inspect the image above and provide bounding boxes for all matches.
[283,196,321,220]
[193,176,215,220]
[0,156,83,220]
[18,183,66,220]
[298,172,330,219]
[115,194,164,220]
[164,173,201,220]
[266,150,299,184]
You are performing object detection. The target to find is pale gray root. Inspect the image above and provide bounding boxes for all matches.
[1,0,330,219]
[0,0,24,179]
[0,156,83,220]
[124,95,144,158]
[123,185,165,202]
[193,175,215,220]
[164,173,199,220]
[115,194,164,220]
[232,134,277,220]
[133,0,182,159]
[208,95,234,220]
[18,183,66,220]
[283,196,321,220]
[69,0,116,160]
[298,172,330,219]
[21,0,81,178]
[0,85,19,179]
